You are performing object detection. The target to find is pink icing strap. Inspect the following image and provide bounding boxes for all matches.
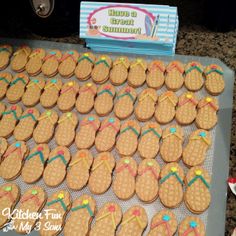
[151,221,172,236]
[116,164,136,177]
[0,191,14,202]
[20,194,41,207]
[99,122,119,133]
[60,54,77,63]
[178,98,198,106]
[182,227,200,236]
[139,167,159,180]
[150,62,165,73]
[43,54,58,62]
[199,101,218,111]
[167,62,184,74]
[60,86,77,94]
[3,147,22,160]
[80,87,96,95]
[80,120,98,131]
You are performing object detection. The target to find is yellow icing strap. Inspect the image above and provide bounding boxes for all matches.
[29,49,41,58]
[13,47,29,56]
[139,92,156,102]
[96,212,116,229]
[130,59,146,70]
[58,115,76,126]
[38,113,54,125]
[92,160,112,173]
[159,94,176,106]
[121,215,144,229]
[69,157,89,169]
[27,81,43,90]
[113,58,129,69]
[190,136,210,146]
[162,128,183,140]
[44,82,60,91]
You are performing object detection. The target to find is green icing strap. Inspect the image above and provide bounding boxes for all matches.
[2,110,18,120]
[72,204,93,216]
[18,113,37,122]
[0,77,10,84]
[188,175,210,189]
[47,198,67,211]
[47,154,67,166]
[160,172,184,185]
[78,56,94,64]
[205,69,223,76]
[120,126,139,136]
[185,65,203,74]
[97,89,113,97]
[0,48,10,53]
[26,151,44,164]
[10,77,26,86]
[141,128,161,138]
[117,92,134,101]
[95,59,109,68]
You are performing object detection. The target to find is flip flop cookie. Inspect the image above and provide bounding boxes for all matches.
[178,216,206,236]
[148,210,177,236]
[159,163,184,208]
[0,137,8,161]
[21,144,50,184]
[22,77,45,107]
[0,141,29,180]
[135,88,158,121]
[76,82,97,114]
[95,117,120,152]
[146,60,165,89]
[25,48,46,76]
[11,45,31,72]
[33,110,58,144]
[110,56,130,85]
[117,205,148,236]
[183,130,211,167]
[176,92,198,125]
[14,108,40,141]
[195,96,219,130]
[90,202,122,236]
[160,125,184,162]
[0,102,5,118]
[39,190,71,236]
[41,50,62,77]
[75,52,96,80]
[128,58,147,88]
[116,120,140,156]
[0,44,12,70]
[55,112,78,147]
[204,64,224,95]
[155,91,178,124]
[138,122,162,159]
[58,50,79,78]
[14,186,47,234]
[165,61,184,91]
[6,73,29,103]
[184,61,204,91]
[88,152,115,194]
[114,86,137,120]
[136,159,160,203]
[0,72,12,100]
[64,194,96,236]
[0,183,20,228]
[0,105,22,138]
[184,166,211,214]
[113,157,137,200]
[94,83,116,116]
[75,115,100,149]
[57,81,79,112]
[43,146,71,187]
[40,78,63,108]
[66,149,93,190]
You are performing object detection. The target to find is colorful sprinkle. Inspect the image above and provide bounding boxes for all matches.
[186,94,192,99]
[206,97,212,102]
[133,209,141,216]
[68,82,73,86]
[147,162,153,167]
[82,199,89,205]
[86,83,92,87]
[58,150,64,155]
[58,193,64,199]
[66,112,72,117]
[37,146,43,151]
[163,215,170,221]
[190,221,197,228]
[33,79,39,83]
[84,53,89,57]
[31,190,38,195]
[5,186,12,192]
[28,109,34,114]
[50,51,56,55]
[101,56,106,60]
[170,127,176,133]
[15,142,21,148]
[11,105,16,110]
[195,170,202,176]
[108,205,116,212]
[124,159,130,164]
[51,79,57,84]
[88,117,94,121]
[109,118,115,123]
[199,132,206,137]
[68,51,74,55]
[171,167,177,172]
[46,111,52,116]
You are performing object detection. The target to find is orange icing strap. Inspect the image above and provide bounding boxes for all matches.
[166,62,184,73]
[150,62,165,72]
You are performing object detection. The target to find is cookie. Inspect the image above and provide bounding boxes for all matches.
[95,117,120,152]
[64,194,96,236]
[204,64,224,95]
[58,50,79,78]
[128,58,147,88]
[76,82,97,114]
[148,210,178,236]
[184,166,211,214]
[0,137,8,162]
[55,112,78,147]
[159,163,184,208]
[14,186,47,234]
[66,149,93,190]
[6,73,29,103]
[22,77,45,107]
[146,60,165,89]
[39,190,71,236]
[138,122,162,159]
[135,88,158,121]
[155,91,178,124]
[110,56,130,85]
[114,86,137,120]
[0,72,12,100]
[178,216,206,236]
[40,78,63,108]
[165,61,184,91]
[91,55,112,84]
[0,44,12,70]
[160,125,184,162]
[94,83,116,116]
[0,105,22,138]
[75,115,100,149]
[183,130,211,167]
[22,144,50,184]
[57,81,79,112]
[0,183,20,228]
[90,202,122,236]
[88,152,115,194]
[113,157,137,200]
[116,120,140,156]
[176,92,198,125]
[136,159,160,203]
[184,61,204,91]
[33,110,58,143]
[195,96,219,130]
[41,50,62,77]
[0,102,6,118]
[11,45,31,72]
[117,205,148,236]
[75,52,96,80]
[25,48,46,76]
[0,141,29,180]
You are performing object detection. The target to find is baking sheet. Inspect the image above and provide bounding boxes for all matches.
[0,38,234,236]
